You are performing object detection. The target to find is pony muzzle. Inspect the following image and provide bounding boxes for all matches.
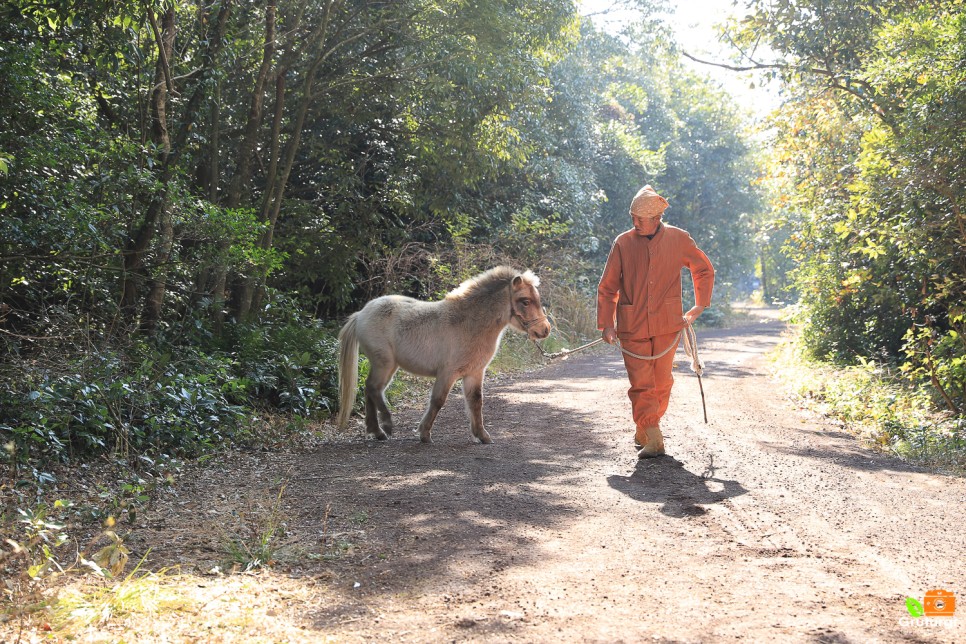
[521,313,551,340]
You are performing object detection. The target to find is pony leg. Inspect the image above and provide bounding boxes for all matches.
[377,403,395,435]
[462,371,491,444]
[418,374,456,444]
[375,367,398,435]
[364,359,397,441]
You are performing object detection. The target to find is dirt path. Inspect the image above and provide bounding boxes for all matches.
[111,310,964,642]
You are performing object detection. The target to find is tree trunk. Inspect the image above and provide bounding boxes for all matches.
[141,200,175,334]
[138,7,177,334]
[235,70,287,318]
[235,21,333,320]
[225,1,277,210]
[759,250,769,303]
[219,1,278,325]
[207,78,230,332]
[119,5,176,333]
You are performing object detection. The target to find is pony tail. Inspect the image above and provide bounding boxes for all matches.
[336,313,360,429]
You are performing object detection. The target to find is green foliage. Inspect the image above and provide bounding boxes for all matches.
[1,346,245,467]
[773,336,965,473]
[902,321,966,415]
[224,301,340,417]
[0,299,346,474]
[752,0,966,419]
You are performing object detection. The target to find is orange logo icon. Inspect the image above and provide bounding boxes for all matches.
[923,589,956,617]
[907,589,957,618]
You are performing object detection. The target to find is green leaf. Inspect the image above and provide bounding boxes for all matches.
[906,597,924,617]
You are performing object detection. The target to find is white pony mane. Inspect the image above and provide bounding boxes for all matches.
[446,266,538,300]
[518,270,540,287]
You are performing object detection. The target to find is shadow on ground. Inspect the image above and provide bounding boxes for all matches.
[606,456,748,518]
[136,365,621,610]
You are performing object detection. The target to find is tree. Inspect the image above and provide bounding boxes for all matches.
[741,0,966,410]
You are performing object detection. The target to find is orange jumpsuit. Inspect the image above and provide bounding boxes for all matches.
[597,224,715,429]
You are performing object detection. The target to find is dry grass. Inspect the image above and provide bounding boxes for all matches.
[1,568,342,643]
[769,331,965,475]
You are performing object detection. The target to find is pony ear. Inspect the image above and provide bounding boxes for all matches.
[512,271,539,289]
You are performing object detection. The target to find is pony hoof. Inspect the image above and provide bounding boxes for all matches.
[478,432,492,444]
[419,434,433,444]
[370,430,389,441]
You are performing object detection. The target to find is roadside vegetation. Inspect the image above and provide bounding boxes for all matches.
[744,0,965,474]
[772,319,965,475]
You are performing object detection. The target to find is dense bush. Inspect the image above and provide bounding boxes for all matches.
[0,346,238,466]
[0,307,342,475]
[221,305,341,417]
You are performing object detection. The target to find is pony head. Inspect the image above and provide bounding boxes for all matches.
[508,271,551,340]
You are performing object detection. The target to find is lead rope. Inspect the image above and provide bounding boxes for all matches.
[680,319,708,423]
[531,317,707,423]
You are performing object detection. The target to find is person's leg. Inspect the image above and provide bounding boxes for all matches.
[650,331,681,423]
[621,332,680,457]
[621,337,658,448]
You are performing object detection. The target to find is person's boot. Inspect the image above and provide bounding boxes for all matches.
[634,425,648,449]
[637,424,665,458]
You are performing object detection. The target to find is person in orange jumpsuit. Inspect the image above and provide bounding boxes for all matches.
[597,185,715,458]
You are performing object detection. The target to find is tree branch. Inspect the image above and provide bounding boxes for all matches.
[147,5,177,97]
[680,50,897,127]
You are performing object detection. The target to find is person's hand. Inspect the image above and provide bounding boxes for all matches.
[684,306,706,325]
[602,327,617,344]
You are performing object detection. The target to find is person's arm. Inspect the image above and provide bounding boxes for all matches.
[597,239,622,343]
[683,236,714,324]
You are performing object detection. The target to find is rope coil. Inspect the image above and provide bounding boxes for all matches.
[531,317,707,422]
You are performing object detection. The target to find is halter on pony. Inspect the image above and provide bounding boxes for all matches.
[508,282,549,332]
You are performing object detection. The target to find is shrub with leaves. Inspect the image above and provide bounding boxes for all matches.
[223,299,340,417]
[1,345,244,469]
